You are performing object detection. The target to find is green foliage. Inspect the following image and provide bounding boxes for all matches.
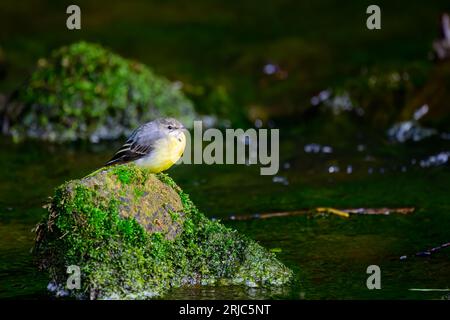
[9,41,196,142]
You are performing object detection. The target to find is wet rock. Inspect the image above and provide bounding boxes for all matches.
[328,165,339,174]
[418,151,450,168]
[304,143,333,154]
[33,164,292,299]
[387,120,437,143]
[312,64,430,129]
[310,89,360,115]
[272,175,289,186]
[312,55,450,137]
[1,42,196,143]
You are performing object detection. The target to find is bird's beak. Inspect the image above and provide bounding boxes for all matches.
[179,125,187,130]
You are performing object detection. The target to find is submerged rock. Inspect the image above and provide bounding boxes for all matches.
[1,42,196,142]
[312,64,430,128]
[33,164,292,299]
[387,120,437,143]
[311,60,450,135]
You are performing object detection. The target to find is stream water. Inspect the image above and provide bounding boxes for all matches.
[0,121,449,299]
[1,0,450,301]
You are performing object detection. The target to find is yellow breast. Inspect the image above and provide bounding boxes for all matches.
[135,134,186,173]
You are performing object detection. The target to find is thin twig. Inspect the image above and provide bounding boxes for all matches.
[400,242,450,260]
[225,207,415,221]
[409,288,450,292]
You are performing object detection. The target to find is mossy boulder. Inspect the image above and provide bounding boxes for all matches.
[33,164,292,299]
[1,42,196,142]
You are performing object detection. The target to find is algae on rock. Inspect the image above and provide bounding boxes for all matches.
[2,42,196,142]
[34,164,293,299]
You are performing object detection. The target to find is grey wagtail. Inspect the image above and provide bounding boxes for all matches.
[105,118,187,173]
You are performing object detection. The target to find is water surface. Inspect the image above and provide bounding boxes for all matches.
[1,123,448,299]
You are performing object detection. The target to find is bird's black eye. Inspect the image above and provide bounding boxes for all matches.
[168,125,173,130]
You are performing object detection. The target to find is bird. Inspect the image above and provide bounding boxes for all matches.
[105,118,187,173]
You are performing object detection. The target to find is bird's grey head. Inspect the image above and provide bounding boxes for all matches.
[151,118,186,140]
[155,118,185,131]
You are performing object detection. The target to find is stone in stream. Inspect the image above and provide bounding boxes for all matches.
[1,41,196,143]
[33,164,293,299]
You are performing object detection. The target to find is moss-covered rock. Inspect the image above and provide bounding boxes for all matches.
[2,42,196,142]
[33,164,292,299]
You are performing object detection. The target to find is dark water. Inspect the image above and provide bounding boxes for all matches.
[0,122,449,300]
[1,0,450,300]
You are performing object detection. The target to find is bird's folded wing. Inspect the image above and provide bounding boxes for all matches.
[105,140,154,166]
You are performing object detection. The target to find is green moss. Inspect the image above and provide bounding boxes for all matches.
[110,163,151,188]
[6,41,196,142]
[34,165,292,299]
[156,172,179,190]
[111,165,138,185]
[168,209,180,222]
[133,187,145,199]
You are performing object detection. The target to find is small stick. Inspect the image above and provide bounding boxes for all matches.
[400,242,450,260]
[316,207,350,218]
[409,288,450,292]
[228,210,309,221]
[415,242,450,257]
[343,207,415,215]
[224,207,415,221]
